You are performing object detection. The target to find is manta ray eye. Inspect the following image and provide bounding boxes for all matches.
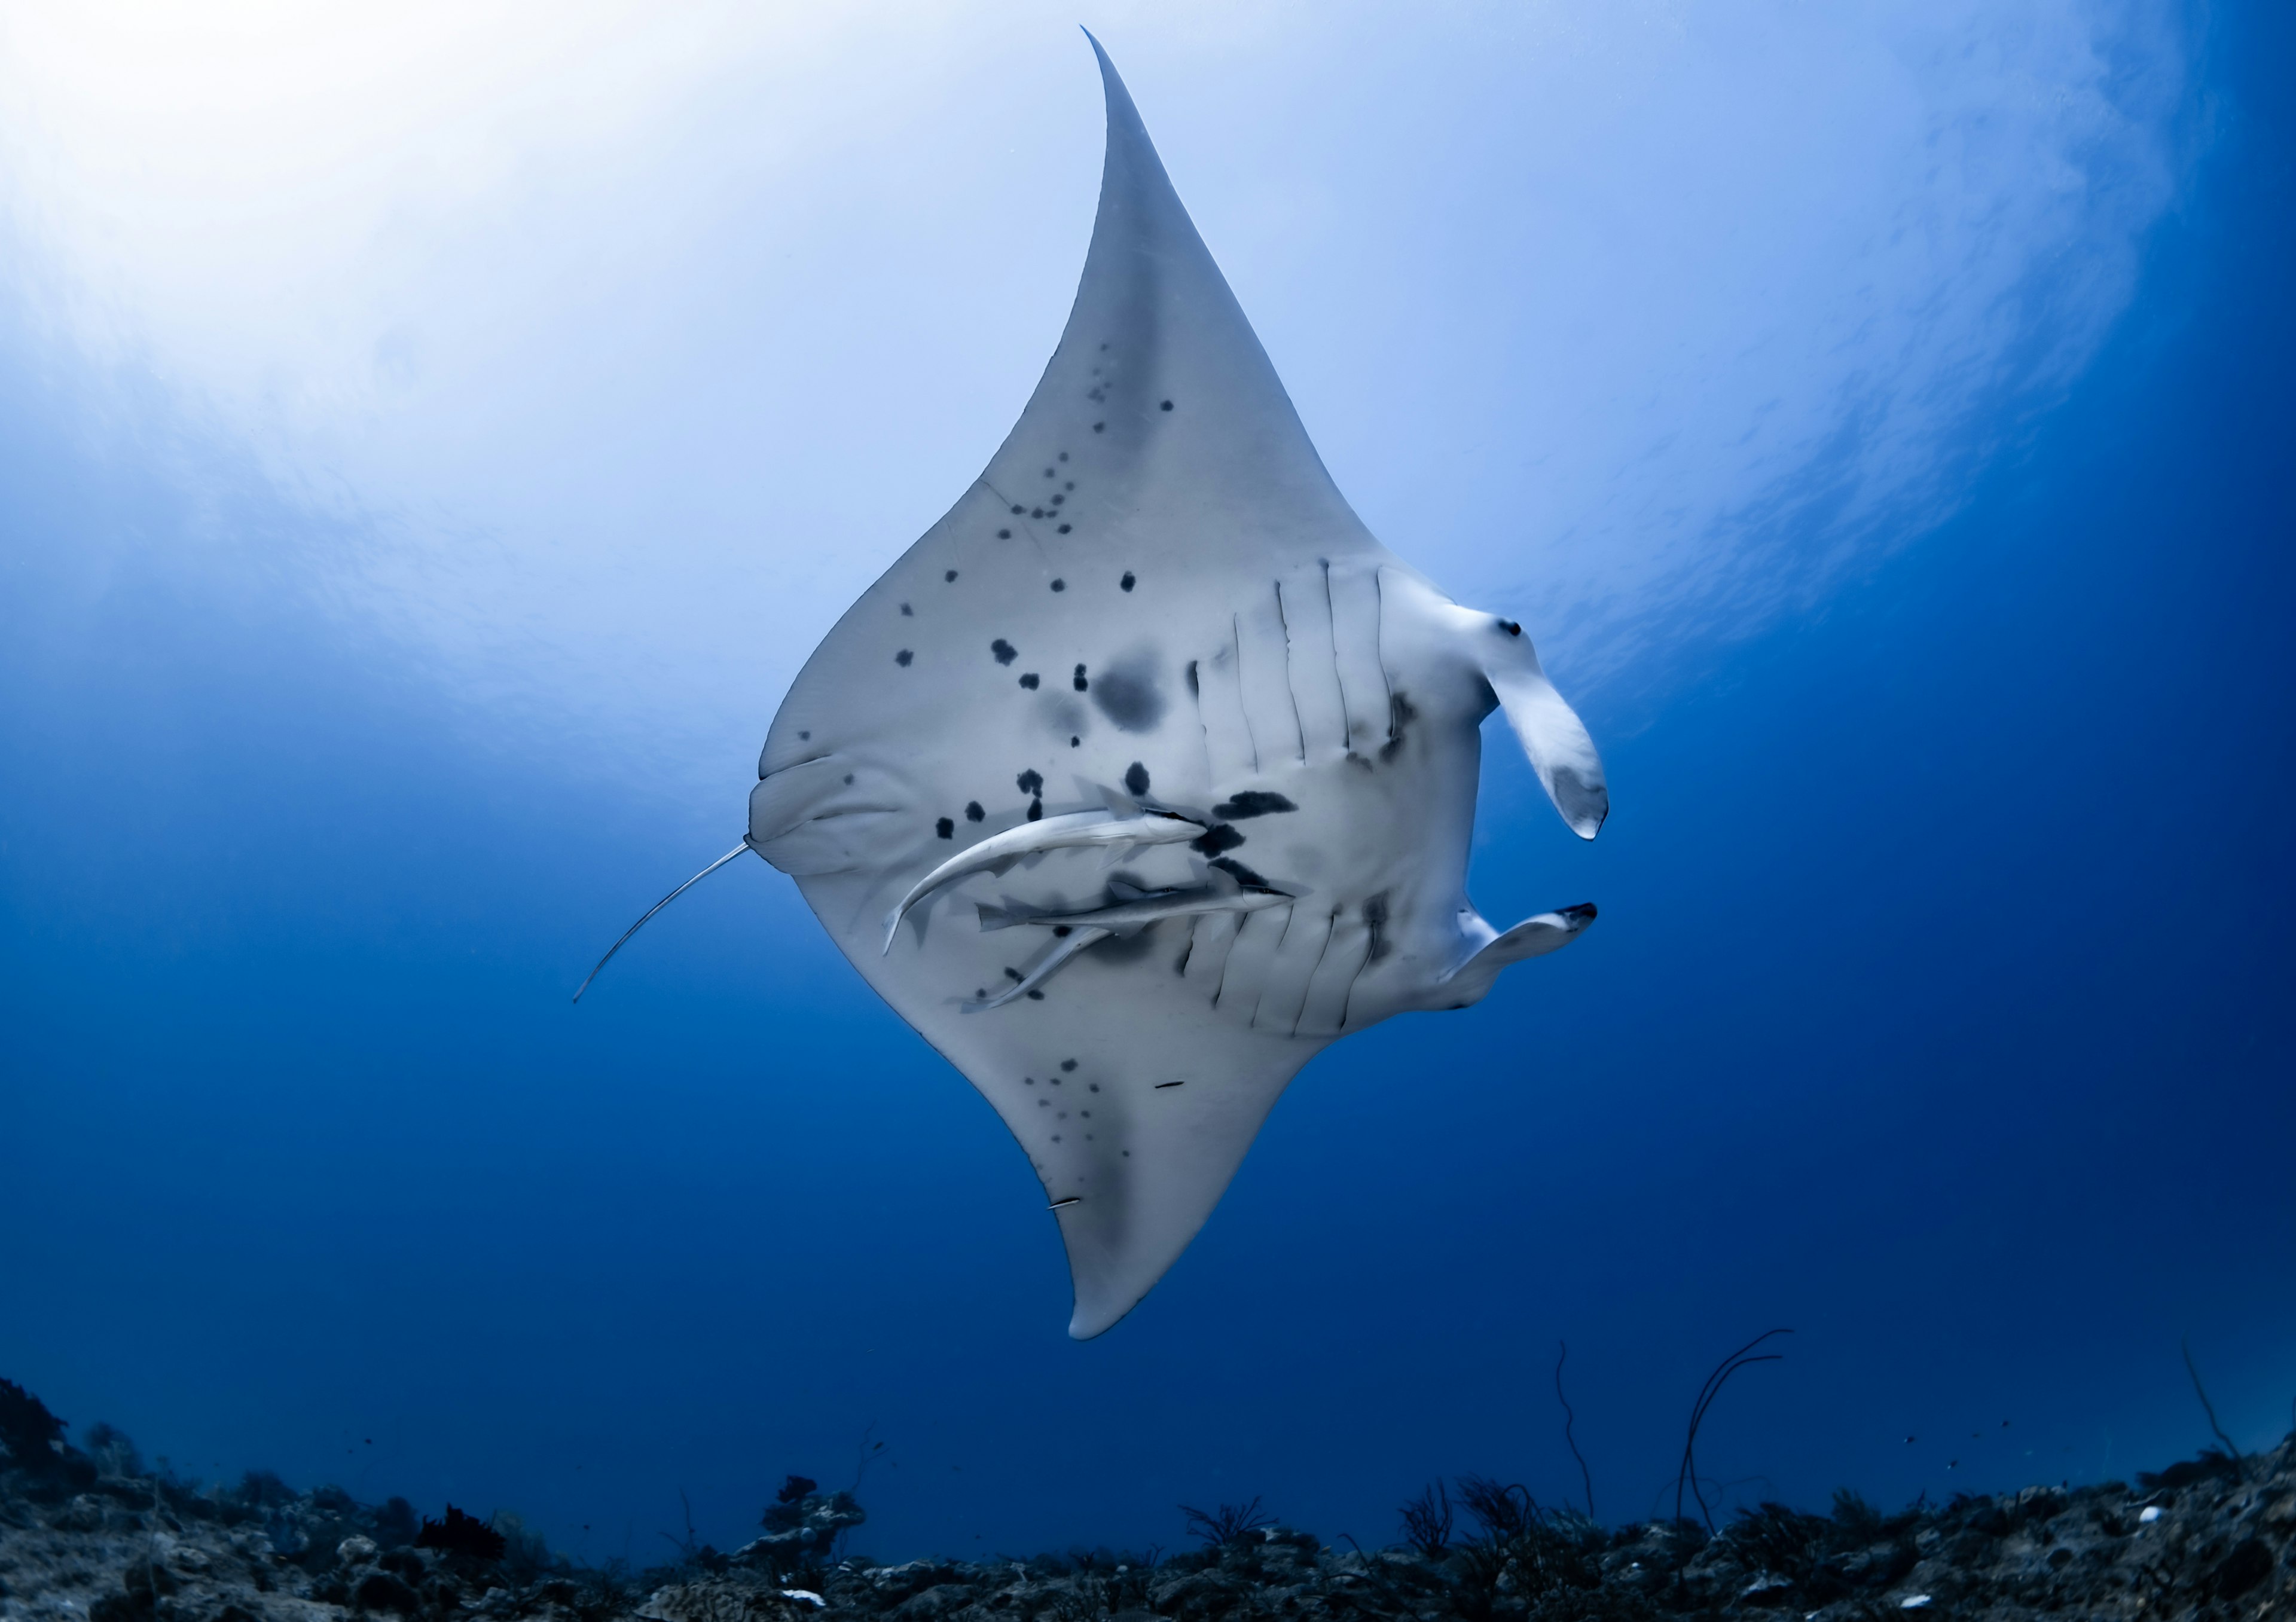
[1500,618,1523,636]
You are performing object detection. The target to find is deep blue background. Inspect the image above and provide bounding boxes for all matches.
[4,3,2291,1566]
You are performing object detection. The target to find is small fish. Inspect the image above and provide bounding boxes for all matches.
[964,878,1293,1011]
[975,873,1290,934]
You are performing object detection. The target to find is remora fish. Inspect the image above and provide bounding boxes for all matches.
[964,876,1294,1011]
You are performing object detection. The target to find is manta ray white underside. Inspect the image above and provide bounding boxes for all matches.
[713,39,1605,1337]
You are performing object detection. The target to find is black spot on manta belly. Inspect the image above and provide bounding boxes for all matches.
[1073,664,1089,692]
[1016,769,1043,795]
[900,603,912,616]
[1090,653,1166,732]
[1050,579,1065,592]
[945,569,958,581]
[1057,524,1072,534]
[936,817,954,838]
[1061,1059,1077,1071]
[1123,761,1150,796]
[1190,823,1245,857]
[1027,799,1042,821]
[1092,421,1105,432]
[1212,790,1297,819]
[1120,571,1135,591]
[998,529,1011,539]
[1160,400,1174,411]
[965,801,984,821]
[1019,673,1040,689]
[896,649,913,666]
[991,639,1018,665]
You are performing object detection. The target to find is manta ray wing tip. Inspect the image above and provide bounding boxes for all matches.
[1563,779,1610,839]
[1066,1303,1123,1341]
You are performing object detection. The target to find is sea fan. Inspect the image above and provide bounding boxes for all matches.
[0,1378,65,1465]
[416,1504,507,1560]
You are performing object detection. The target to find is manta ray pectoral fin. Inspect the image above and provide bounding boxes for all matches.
[1485,662,1609,839]
[1439,903,1598,1007]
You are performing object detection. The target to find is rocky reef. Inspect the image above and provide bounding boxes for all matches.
[2,1379,2291,1622]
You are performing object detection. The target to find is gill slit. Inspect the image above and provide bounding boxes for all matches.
[1373,569,1397,742]
[1271,579,1308,763]
[1292,907,1342,1038]
[1321,562,1355,748]
[1231,613,1260,774]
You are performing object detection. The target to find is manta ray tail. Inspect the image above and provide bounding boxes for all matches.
[572,842,754,1003]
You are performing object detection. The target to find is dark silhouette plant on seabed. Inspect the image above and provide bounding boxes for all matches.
[1554,1339,1595,1521]
[1399,1481,1453,1557]
[1676,1328,1793,1529]
[5,1360,2295,1622]
[1178,1497,1271,1546]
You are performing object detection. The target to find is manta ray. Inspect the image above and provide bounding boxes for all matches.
[585,37,1609,1339]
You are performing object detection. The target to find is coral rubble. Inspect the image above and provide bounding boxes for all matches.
[2,1389,2289,1622]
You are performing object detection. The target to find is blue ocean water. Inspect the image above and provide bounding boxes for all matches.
[3,1,2291,1571]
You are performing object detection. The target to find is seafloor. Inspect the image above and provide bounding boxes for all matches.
[3,1381,2289,1622]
